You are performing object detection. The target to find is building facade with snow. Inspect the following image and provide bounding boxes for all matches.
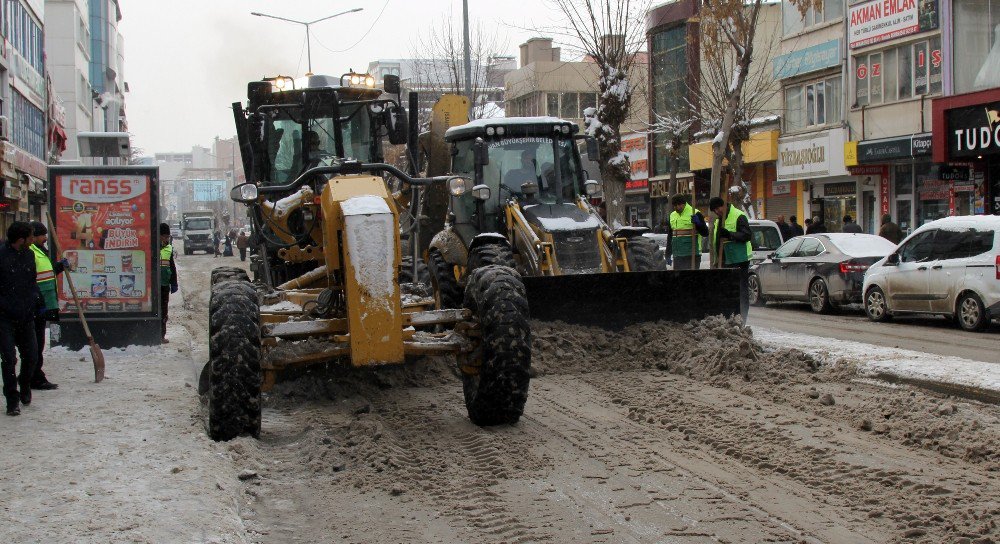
[45,0,93,163]
[88,0,126,135]
[645,0,782,227]
[505,37,651,224]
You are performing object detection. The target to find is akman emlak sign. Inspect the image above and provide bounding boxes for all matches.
[848,0,938,49]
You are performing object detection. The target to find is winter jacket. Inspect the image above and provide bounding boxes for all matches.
[879,220,904,245]
[842,222,863,233]
[236,234,249,249]
[0,241,43,323]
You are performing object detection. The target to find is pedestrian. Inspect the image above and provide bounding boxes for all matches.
[213,230,222,258]
[0,221,41,416]
[879,213,904,244]
[222,233,234,257]
[842,215,863,233]
[775,214,793,240]
[666,194,708,270]
[807,216,827,234]
[789,215,804,237]
[709,197,753,325]
[236,230,249,262]
[29,222,68,391]
[804,217,813,234]
[159,223,179,343]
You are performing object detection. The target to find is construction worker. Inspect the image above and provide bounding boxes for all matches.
[159,223,179,343]
[29,222,68,391]
[666,194,708,270]
[709,197,753,325]
[0,222,40,415]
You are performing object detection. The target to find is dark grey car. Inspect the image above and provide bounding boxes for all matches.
[748,233,897,313]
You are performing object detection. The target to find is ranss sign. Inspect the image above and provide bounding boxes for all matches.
[53,174,154,313]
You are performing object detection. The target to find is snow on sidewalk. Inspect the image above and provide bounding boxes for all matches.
[755,327,1000,395]
[0,290,248,543]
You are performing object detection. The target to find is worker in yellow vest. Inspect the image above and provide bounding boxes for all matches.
[160,223,179,343]
[29,222,69,391]
[709,197,753,324]
[666,194,709,270]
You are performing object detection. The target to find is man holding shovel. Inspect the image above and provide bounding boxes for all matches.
[29,221,69,391]
[710,197,753,325]
[0,222,41,415]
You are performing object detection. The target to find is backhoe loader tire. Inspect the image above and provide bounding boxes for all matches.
[428,250,462,309]
[207,280,262,441]
[467,243,516,273]
[211,266,250,285]
[399,256,430,287]
[462,265,531,426]
[625,236,663,272]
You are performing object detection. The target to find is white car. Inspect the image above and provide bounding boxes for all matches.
[863,215,1000,331]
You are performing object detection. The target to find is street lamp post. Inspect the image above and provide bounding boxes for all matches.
[251,8,364,76]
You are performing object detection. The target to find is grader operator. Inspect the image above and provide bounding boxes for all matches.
[201,75,531,441]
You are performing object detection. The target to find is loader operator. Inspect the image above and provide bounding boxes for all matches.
[666,194,708,270]
[504,151,539,194]
[709,197,752,324]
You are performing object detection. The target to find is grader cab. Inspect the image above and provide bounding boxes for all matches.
[202,76,531,441]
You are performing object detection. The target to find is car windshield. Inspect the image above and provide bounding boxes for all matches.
[826,235,897,257]
[184,218,212,230]
[750,225,782,251]
[265,104,373,185]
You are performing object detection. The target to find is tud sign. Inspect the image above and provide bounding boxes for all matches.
[947,101,1000,159]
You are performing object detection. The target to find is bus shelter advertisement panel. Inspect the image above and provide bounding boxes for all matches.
[53,174,153,313]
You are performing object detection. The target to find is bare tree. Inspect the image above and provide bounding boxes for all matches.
[700,0,818,202]
[548,0,649,226]
[411,17,510,127]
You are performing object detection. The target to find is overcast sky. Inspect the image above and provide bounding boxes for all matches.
[119,1,568,155]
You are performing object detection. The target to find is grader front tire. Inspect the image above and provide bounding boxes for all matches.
[461,265,531,426]
[207,279,262,441]
[428,250,462,310]
[467,242,516,273]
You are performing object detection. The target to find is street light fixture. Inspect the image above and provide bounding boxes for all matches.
[251,8,364,76]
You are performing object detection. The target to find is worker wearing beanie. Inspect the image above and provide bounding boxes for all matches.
[159,223,179,343]
[709,197,753,324]
[28,222,68,390]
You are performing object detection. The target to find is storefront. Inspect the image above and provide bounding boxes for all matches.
[777,128,855,231]
[845,133,934,233]
[689,129,780,219]
[931,88,1000,219]
[622,133,651,226]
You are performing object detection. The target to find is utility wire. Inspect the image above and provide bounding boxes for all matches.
[311,0,390,54]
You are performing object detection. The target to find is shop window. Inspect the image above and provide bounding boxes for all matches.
[854,39,941,107]
[953,0,1000,93]
[893,164,913,195]
[782,0,844,35]
[784,76,841,131]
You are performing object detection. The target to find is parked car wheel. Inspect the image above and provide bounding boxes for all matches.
[808,278,832,314]
[748,274,765,306]
[956,292,989,332]
[865,286,891,322]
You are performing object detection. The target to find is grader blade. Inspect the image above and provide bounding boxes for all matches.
[522,269,741,329]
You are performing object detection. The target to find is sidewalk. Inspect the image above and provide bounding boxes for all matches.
[0,288,248,543]
[755,327,1000,403]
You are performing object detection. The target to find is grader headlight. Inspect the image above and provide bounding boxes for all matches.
[448,176,472,196]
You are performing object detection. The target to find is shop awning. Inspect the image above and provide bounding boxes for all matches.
[22,173,46,194]
[49,124,68,154]
[689,130,779,171]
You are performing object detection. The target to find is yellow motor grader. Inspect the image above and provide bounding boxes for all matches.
[202,74,530,441]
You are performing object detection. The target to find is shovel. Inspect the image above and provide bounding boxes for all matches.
[46,217,105,382]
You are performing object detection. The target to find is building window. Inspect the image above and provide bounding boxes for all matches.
[854,37,942,107]
[9,2,43,74]
[650,24,690,176]
[543,92,597,119]
[782,0,844,35]
[953,0,1000,93]
[784,76,841,132]
[12,91,45,160]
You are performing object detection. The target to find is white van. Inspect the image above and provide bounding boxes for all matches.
[862,215,1000,331]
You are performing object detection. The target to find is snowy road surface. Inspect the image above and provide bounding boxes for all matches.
[1,251,996,543]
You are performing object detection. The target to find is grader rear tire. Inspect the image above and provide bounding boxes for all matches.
[399,256,430,287]
[461,265,531,426]
[428,250,462,310]
[624,236,663,272]
[207,279,262,441]
[467,242,516,273]
[211,266,250,285]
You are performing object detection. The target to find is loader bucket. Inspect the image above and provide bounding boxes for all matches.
[522,269,741,329]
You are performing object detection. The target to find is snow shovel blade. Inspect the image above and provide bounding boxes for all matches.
[90,340,106,383]
[521,269,742,330]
